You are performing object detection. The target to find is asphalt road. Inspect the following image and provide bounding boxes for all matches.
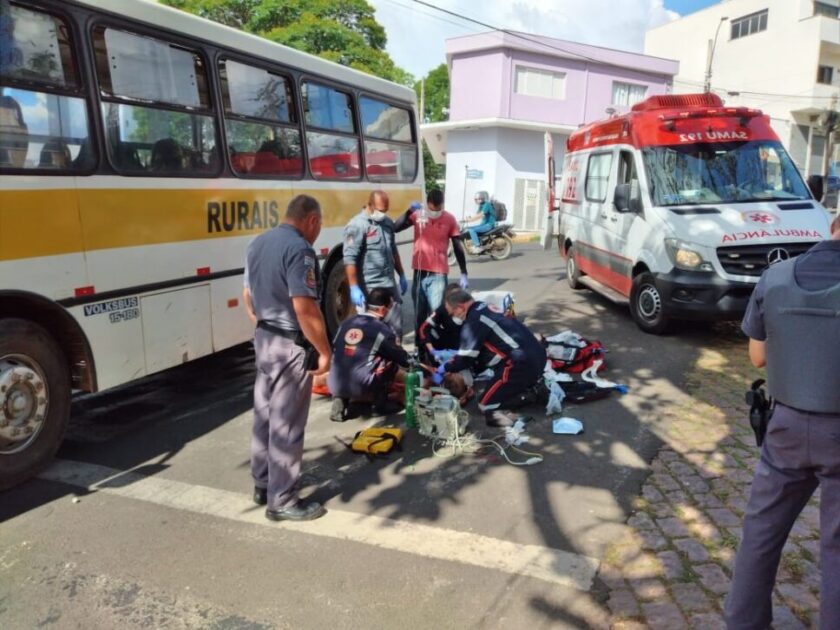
[0,243,731,629]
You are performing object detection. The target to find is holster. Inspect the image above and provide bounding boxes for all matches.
[745,378,773,447]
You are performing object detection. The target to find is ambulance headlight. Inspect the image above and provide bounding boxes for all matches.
[665,239,713,271]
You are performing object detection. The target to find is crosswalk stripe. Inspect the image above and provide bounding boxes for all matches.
[39,459,599,591]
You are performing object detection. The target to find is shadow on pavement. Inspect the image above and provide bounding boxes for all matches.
[1,245,745,627]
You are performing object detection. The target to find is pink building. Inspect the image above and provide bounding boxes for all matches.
[422,31,678,231]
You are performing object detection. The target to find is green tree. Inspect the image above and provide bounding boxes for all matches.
[414,63,449,123]
[421,141,442,193]
[161,0,411,85]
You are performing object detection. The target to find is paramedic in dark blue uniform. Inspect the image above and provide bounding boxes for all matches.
[246,194,331,522]
[417,284,463,363]
[328,287,410,422]
[443,289,546,427]
[725,214,840,630]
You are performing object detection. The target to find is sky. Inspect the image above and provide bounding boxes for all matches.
[368,0,720,79]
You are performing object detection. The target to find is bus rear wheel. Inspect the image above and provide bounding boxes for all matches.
[0,319,70,490]
[323,260,355,338]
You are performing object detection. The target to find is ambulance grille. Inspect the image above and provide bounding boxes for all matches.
[716,243,817,277]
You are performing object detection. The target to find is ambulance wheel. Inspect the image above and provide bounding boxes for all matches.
[630,273,671,335]
[489,235,512,260]
[0,319,70,490]
[324,260,355,338]
[565,245,584,290]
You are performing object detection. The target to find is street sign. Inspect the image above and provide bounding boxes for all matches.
[466,169,483,179]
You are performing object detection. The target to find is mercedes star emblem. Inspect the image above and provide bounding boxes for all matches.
[766,248,790,265]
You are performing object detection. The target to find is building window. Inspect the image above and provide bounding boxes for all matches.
[817,65,834,84]
[515,67,565,100]
[814,2,839,18]
[612,82,647,107]
[731,10,768,39]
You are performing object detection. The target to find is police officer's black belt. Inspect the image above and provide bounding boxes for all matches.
[257,321,308,347]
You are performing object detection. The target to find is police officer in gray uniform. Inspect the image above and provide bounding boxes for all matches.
[246,194,331,522]
[725,214,840,629]
[343,190,408,339]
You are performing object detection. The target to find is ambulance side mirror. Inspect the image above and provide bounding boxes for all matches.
[614,181,641,213]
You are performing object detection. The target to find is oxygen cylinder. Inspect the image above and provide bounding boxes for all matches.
[404,360,421,428]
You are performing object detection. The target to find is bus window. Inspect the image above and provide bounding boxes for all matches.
[0,5,94,172]
[93,26,218,176]
[359,96,416,182]
[301,82,360,180]
[219,59,303,177]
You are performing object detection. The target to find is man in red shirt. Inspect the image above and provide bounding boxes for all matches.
[395,189,468,339]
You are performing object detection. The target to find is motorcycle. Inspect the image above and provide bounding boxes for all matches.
[448,222,515,265]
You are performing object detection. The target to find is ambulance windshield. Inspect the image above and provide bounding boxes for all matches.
[642,140,810,207]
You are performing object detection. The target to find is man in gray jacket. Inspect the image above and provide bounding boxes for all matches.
[343,190,409,338]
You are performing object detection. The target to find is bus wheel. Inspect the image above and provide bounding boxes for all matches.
[0,319,70,490]
[565,245,584,290]
[324,261,354,338]
[630,273,671,335]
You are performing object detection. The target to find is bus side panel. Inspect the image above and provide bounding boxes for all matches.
[211,274,252,352]
[69,300,145,391]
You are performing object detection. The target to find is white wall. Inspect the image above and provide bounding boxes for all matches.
[444,129,503,221]
[645,0,823,122]
[444,127,568,227]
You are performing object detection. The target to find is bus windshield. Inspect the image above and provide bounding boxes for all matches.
[642,140,810,206]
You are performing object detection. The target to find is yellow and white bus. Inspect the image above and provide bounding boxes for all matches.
[0,0,423,487]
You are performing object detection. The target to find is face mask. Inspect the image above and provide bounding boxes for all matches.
[426,210,442,219]
[371,210,387,222]
[451,314,464,325]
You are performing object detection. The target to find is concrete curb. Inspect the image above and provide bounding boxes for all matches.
[511,232,540,244]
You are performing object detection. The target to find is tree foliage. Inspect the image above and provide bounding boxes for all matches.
[414,63,449,123]
[161,0,411,85]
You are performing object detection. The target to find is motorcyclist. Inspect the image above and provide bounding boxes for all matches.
[464,191,496,252]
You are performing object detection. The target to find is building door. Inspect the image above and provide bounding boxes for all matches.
[513,178,546,231]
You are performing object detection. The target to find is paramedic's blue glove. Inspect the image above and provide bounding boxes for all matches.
[459,273,469,289]
[432,364,446,385]
[399,274,408,296]
[350,285,366,308]
[409,201,423,211]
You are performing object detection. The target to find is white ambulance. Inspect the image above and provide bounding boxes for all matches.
[546,93,832,334]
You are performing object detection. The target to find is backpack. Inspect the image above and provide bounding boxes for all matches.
[491,199,507,222]
[547,339,606,373]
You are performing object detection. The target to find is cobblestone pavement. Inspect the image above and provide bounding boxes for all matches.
[601,324,821,629]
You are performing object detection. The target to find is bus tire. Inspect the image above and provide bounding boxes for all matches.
[323,260,354,338]
[566,245,584,290]
[0,319,70,490]
[630,273,671,335]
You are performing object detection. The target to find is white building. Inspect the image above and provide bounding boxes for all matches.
[645,0,840,178]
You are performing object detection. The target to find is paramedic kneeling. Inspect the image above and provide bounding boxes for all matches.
[328,288,409,422]
[443,289,546,428]
[724,214,840,630]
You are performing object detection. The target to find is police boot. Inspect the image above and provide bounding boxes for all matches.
[330,397,366,422]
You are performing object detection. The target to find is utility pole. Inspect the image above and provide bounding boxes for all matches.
[704,16,729,93]
[420,78,425,124]
[821,95,838,181]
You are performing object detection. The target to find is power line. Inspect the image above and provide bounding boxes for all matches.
[381,0,480,34]
[409,0,618,67]
[673,78,838,100]
[410,0,840,103]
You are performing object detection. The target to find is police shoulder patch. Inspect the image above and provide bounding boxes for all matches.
[345,328,364,345]
[305,267,317,289]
